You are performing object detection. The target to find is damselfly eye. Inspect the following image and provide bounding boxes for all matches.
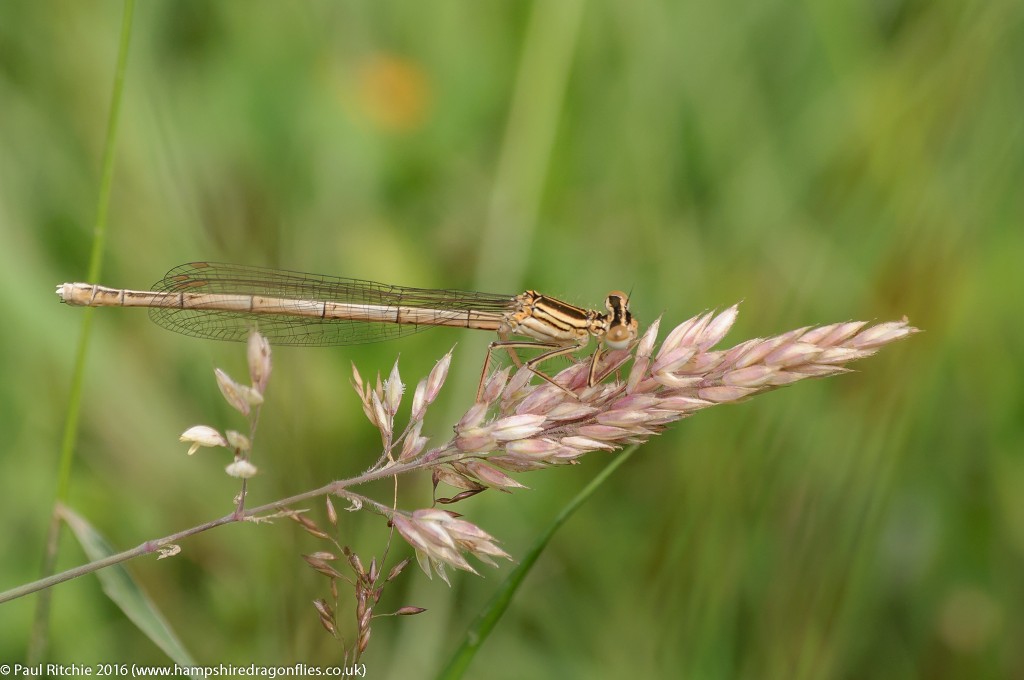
[605,324,632,348]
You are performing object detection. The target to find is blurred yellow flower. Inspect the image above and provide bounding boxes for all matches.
[354,53,432,133]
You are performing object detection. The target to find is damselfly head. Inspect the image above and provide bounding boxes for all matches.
[603,291,637,349]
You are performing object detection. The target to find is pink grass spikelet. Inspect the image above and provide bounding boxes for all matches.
[479,366,511,405]
[410,379,429,422]
[225,430,251,451]
[807,321,868,346]
[370,390,391,442]
[454,431,498,454]
[434,466,486,491]
[456,402,488,431]
[460,460,527,490]
[215,368,254,416]
[513,383,565,415]
[544,402,598,421]
[399,422,427,462]
[487,414,547,441]
[247,331,272,395]
[424,351,453,404]
[383,359,404,416]
[179,425,227,455]
[503,438,560,458]
[699,304,739,350]
[560,436,616,452]
[225,458,258,479]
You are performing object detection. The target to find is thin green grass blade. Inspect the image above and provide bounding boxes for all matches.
[60,506,200,677]
[30,0,136,663]
[434,445,637,680]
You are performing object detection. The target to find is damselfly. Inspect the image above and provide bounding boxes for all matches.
[57,262,639,396]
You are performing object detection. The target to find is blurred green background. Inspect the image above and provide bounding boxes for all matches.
[2,0,1022,677]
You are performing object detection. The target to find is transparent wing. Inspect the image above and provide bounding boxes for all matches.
[148,262,515,346]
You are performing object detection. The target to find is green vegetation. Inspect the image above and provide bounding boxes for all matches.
[1,1,1020,677]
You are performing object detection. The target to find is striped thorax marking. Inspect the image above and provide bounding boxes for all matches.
[502,289,638,349]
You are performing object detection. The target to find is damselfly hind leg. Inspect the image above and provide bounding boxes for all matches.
[477,340,585,401]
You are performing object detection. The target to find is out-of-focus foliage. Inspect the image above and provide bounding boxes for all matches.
[1,1,1021,678]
